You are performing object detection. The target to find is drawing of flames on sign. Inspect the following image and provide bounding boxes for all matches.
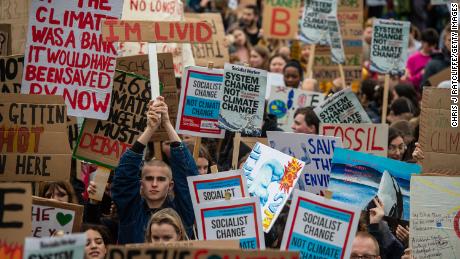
[0,240,22,259]
[280,158,303,193]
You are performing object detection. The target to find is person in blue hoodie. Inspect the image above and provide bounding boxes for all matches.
[109,96,198,244]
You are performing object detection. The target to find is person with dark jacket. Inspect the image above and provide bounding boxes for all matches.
[110,97,198,244]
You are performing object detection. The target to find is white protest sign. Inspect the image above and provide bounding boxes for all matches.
[281,189,360,259]
[21,0,123,120]
[410,176,460,258]
[267,86,325,131]
[265,72,285,99]
[313,88,371,123]
[176,66,225,138]
[320,123,388,157]
[327,17,345,64]
[300,0,338,44]
[195,197,265,249]
[187,169,248,205]
[370,19,410,74]
[242,142,305,232]
[267,132,342,195]
[24,233,86,259]
[219,63,267,136]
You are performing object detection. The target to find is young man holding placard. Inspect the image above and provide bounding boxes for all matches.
[109,96,199,244]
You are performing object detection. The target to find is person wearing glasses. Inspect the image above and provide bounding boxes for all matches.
[387,128,407,161]
[350,231,381,259]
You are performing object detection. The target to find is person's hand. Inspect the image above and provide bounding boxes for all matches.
[87,181,97,196]
[396,224,410,246]
[150,96,170,125]
[146,108,162,131]
[412,142,424,163]
[369,197,385,224]
[401,248,411,259]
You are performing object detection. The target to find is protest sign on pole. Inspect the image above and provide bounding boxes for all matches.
[116,54,150,78]
[0,94,72,182]
[410,176,460,258]
[0,182,31,259]
[329,148,421,220]
[32,196,83,238]
[0,24,11,56]
[267,131,342,195]
[88,166,111,202]
[320,123,388,157]
[73,71,150,169]
[300,0,338,44]
[125,240,240,249]
[176,65,225,138]
[219,63,267,136]
[313,88,371,123]
[265,72,285,99]
[267,86,325,131]
[419,88,460,175]
[187,169,248,205]
[327,17,345,65]
[24,233,85,259]
[185,13,229,68]
[194,196,265,249]
[0,55,24,93]
[20,0,123,120]
[242,142,305,232]
[281,189,360,259]
[0,0,29,55]
[262,0,300,39]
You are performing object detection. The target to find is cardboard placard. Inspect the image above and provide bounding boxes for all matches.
[21,0,123,120]
[370,19,410,74]
[0,0,30,55]
[88,166,111,201]
[300,0,338,44]
[267,132,342,195]
[176,66,225,138]
[281,189,360,259]
[0,182,32,259]
[194,196,265,249]
[0,24,11,56]
[73,71,150,169]
[116,54,150,78]
[102,20,213,43]
[125,240,240,249]
[431,0,450,5]
[31,196,83,238]
[187,169,248,205]
[240,137,268,149]
[320,123,388,157]
[313,66,362,87]
[242,142,305,232]
[0,94,72,182]
[185,13,229,68]
[410,176,460,258]
[267,86,325,131]
[329,148,421,220]
[419,88,460,175]
[24,233,85,259]
[314,88,371,123]
[219,64,267,136]
[262,0,300,40]
[314,52,361,67]
[428,66,450,87]
[0,55,24,93]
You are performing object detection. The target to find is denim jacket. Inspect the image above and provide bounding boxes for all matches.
[111,141,198,244]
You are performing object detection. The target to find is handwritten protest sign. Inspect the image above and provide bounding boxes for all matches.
[329,148,421,220]
[32,196,83,238]
[370,19,410,74]
[0,94,71,181]
[125,240,240,249]
[267,132,342,195]
[262,0,300,39]
[314,88,371,123]
[187,169,248,205]
[320,123,388,157]
[74,71,150,169]
[419,88,460,174]
[185,13,229,68]
[300,0,337,44]
[327,17,345,64]
[176,66,225,138]
[281,189,360,259]
[219,64,267,136]
[116,54,150,78]
[20,0,123,120]
[268,86,325,131]
[24,233,85,259]
[243,142,305,232]
[107,246,299,259]
[0,55,23,93]
[0,24,11,56]
[195,196,265,249]
[410,176,460,258]
[0,183,31,259]
[0,0,29,55]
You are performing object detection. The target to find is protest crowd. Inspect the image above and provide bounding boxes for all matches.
[0,1,459,259]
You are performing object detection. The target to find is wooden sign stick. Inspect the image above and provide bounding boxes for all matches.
[232,132,241,170]
[381,74,390,123]
[306,44,316,79]
[154,142,163,160]
[338,63,347,88]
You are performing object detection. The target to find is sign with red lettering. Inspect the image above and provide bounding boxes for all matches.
[0,182,32,259]
[31,196,83,238]
[101,20,213,44]
[0,94,72,182]
[74,70,151,169]
[262,0,300,40]
[320,123,388,157]
[420,88,460,175]
[20,0,123,120]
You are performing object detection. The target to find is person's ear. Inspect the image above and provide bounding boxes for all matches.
[169,180,174,193]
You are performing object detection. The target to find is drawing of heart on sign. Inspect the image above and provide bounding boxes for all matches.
[56,212,73,226]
